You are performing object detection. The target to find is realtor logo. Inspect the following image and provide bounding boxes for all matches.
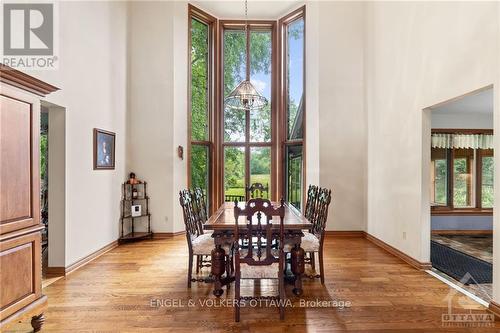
[1,2,58,70]
[3,3,53,55]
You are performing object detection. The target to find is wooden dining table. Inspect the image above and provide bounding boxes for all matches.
[204,201,312,297]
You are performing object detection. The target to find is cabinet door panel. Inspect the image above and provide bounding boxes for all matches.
[0,231,41,319]
[0,95,39,234]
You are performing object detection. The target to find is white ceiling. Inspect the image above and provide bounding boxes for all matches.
[189,0,303,20]
[431,88,493,115]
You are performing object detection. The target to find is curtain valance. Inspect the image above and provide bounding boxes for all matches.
[431,133,493,149]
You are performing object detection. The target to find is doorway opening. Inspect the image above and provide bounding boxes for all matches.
[426,86,494,302]
[40,102,66,287]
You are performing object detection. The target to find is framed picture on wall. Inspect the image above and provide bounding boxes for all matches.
[93,128,116,170]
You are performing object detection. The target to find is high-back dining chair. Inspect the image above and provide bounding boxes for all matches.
[233,198,286,322]
[304,185,319,220]
[179,189,222,288]
[301,187,332,284]
[191,187,213,273]
[193,187,208,223]
[246,182,269,199]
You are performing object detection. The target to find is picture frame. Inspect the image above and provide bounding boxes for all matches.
[93,128,116,170]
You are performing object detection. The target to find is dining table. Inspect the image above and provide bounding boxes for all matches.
[204,201,312,297]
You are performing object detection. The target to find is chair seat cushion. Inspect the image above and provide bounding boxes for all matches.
[301,231,320,252]
[282,231,320,252]
[192,233,229,255]
[240,262,280,279]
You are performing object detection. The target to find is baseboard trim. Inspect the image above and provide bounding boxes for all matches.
[488,301,500,319]
[153,231,185,239]
[364,232,432,271]
[65,240,119,275]
[325,230,365,237]
[45,266,65,277]
[431,230,492,235]
[322,230,432,271]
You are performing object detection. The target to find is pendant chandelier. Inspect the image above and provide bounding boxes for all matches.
[224,0,268,111]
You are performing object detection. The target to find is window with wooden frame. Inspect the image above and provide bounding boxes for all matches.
[187,5,307,212]
[188,6,215,212]
[219,20,277,204]
[431,129,494,215]
[280,7,305,210]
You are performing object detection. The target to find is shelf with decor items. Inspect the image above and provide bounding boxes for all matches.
[119,179,153,242]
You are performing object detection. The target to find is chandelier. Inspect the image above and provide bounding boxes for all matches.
[224,0,268,111]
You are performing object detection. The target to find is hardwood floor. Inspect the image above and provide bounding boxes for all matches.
[5,235,499,332]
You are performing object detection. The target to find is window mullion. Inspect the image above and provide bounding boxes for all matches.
[447,148,454,209]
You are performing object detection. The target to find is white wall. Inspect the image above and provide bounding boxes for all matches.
[172,1,189,232]
[127,1,188,233]
[365,1,499,269]
[305,1,320,191]
[30,1,128,266]
[316,1,367,231]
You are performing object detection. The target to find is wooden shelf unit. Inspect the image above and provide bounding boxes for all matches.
[119,182,153,242]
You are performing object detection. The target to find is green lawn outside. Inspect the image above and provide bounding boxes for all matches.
[225,174,270,198]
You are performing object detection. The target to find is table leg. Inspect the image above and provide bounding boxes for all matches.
[211,245,226,297]
[291,244,305,296]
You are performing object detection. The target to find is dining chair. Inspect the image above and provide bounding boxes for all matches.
[302,187,332,284]
[302,185,318,270]
[233,198,286,322]
[179,189,229,288]
[192,187,212,273]
[246,182,269,199]
[304,185,319,221]
[193,187,208,223]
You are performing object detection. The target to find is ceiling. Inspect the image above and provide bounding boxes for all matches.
[431,88,493,115]
[189,0,303,20]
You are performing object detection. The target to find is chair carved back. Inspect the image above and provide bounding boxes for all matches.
[179,190,203,246]
[246,182,269,199]
[193,187,208,223]
[304,185,318,220]
[234,198,285,266]
[310,188,332,240]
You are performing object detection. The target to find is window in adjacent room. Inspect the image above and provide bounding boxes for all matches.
[430,131,493,212]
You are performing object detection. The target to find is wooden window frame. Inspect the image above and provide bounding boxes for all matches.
[188,5,217,213]
[218,20,278,205]
[279,6,306,209]
[187,5,307,212]
[431,128,493,216]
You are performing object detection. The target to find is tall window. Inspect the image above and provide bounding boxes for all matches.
[430,130,494,212]
[188,7,215,210]
[430,148,448,206]
[281,8,305,210]
[481,149,494,208]
[188,6,306,211]
[221,23,275,202]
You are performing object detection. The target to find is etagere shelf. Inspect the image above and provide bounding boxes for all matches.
[119,181,153,242]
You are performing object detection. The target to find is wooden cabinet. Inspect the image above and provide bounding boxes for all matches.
[0,65,58,332]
